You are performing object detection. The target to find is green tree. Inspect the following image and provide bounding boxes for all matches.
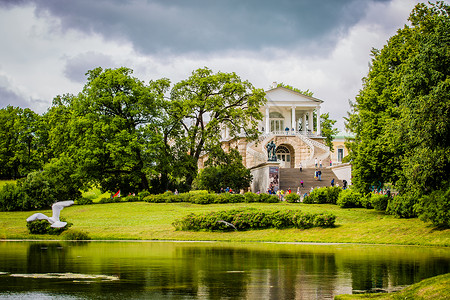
[276,82,314,97]
[346,1,450,218]
[46,67,163,195]
[168,67,266,187]
[0,106,44,179]
[194,148,252,192]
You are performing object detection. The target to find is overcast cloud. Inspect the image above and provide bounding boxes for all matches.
[0,0,445,130]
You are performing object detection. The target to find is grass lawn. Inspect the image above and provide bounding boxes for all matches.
[335,273,450,300]
[1,201,449,246]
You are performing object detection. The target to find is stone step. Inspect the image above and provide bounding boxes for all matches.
[279,168,342,192]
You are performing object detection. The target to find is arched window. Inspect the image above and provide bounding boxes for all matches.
[276,145,290,162]
[269,112,284,132]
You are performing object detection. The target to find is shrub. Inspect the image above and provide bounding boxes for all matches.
[259,193,279,203]
[313,213,336,227]
[27,218,72,235]
[387,193,416,218]
[415,187,450,228]
[0,182,24,211]
[326,187,342,204]
[285,193,300,203]
[244,192,259,203]
[99,196,121,204]
[61,229,91,240]
[309,188,328,204]
[191,193,216,204]
[138,190,151,201]
[337,189,362,208]
[370,193,388,211]
[292,212,315,229]
[173,208,336,231]
[123,195,140,202]
[75,197,94,205]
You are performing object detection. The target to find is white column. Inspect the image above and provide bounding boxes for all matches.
[291,106,296,132]
[308,111,313,132]
[265,107,270,134]
[316,107,321,136]
[302,113,307,134]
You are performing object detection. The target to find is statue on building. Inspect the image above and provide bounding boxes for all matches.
[266,141,277,161]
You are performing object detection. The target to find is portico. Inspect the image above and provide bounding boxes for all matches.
[261,86,323,136]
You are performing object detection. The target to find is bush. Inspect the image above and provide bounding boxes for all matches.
[138,190,151,201]
[292,212,315,229]
[61,229,91,240]
[285,193,300,203]
[326,187,342,204]
[370,193,389,211]
[244,192,259,203]
[387,193,416,218]
[259,193,279,203]
[415,187,450,228]
[122,195,140,202]
[27,218,72,235]
[75,197,94,205]
[313,213,336,227]
[173,208,336,231]
[309,188,328,203]
[337,189,362,208]
[99,196,121,204]
[0,182,24,211]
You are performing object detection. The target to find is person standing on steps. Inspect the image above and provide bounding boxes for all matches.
[315,158,318,168]
[299,162,303,172]
[331,178,335,187]
[318,169,322,181]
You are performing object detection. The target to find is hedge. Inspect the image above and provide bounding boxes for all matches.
[172,208,336,231]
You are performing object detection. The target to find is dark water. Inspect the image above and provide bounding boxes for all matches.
[0,241,449,299]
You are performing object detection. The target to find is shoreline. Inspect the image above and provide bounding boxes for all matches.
[2,239,448,248]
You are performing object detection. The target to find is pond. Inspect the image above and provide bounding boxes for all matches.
[0,241,449,299]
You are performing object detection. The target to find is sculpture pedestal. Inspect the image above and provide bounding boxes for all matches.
[249,161,280,193]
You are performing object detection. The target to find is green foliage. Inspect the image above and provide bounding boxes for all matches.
[75,198,94,205]
[168,67,266,187]
[346,2,450,218]
[337,189,363,208]
[0,182,24,211]
[320,113,339,151]
[27,218,72,235]
[285,193,300,203]
[172,208,336,231]
[414,186,450,227]
[144,191,280,205]
[0,106,45,179]
[61,229,91,240]
[303,187,341,204]
[194,148,252,193]
[369,193,389,211]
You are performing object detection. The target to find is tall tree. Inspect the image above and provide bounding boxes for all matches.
[46,67,163,194]
[0,106,43,179]
[346,1,450,217]
[168,67,266,187]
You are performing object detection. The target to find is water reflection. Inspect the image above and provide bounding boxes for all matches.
[0,241,448,299]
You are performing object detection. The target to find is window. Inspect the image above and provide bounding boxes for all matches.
[276,145,290,162]
[337,148,344,162]
[269,112,284,132]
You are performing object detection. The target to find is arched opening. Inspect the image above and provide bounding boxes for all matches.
[276,145,291,167]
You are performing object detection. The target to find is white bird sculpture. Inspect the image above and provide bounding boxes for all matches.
[218,220,237,231]
[26,200,75,228]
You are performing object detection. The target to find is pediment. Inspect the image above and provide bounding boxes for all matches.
[265,87,323,105]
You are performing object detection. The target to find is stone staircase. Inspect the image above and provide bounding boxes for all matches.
[279,167,342,193]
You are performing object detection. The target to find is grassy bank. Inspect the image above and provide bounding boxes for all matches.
[335,273,450,299]
[1,202,449,246]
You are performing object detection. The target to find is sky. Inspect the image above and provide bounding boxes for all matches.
[0,0,446,130]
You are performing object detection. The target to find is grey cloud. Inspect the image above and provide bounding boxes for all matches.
[0,85,30,109]
[63,52,116,83]
[5,0,391,56]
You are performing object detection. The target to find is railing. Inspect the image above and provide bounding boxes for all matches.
[245,131,330,168]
